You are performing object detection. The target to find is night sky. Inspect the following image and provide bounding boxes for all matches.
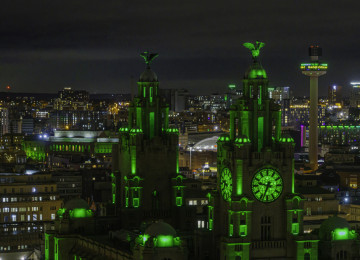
[0,1,359,96]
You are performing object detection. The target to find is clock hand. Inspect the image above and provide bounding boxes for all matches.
[261,181,271,200]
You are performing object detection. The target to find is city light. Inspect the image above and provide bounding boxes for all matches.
[300,63,328,70]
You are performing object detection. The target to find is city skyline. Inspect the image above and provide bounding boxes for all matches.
[0,1,359,96]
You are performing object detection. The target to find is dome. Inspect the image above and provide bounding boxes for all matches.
[244,62,267,79]
[139,68,158,82]
[145,221,176,237]
[64,198,89,210]
[319,215,350,241]
[192,136,219,151]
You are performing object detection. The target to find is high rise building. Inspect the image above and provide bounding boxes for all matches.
[328,85,342,104]
[350,82,360,108]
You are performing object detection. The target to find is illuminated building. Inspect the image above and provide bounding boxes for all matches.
[350,82,360,108]
[0,106,9,136]
[319,124,360,146]
[21,131,117,166]
[198,41,314,259]
[58,87,89,103]
[0,172,62,257]
[112,52,198,231]
[328,85,342,105]
[300,45,328,171]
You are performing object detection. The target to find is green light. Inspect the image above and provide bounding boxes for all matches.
[69,208,93,218]
[252,168,283,203]
[131,146,136,174]
[258,85,262,105]
[229,223,233,237]
[176,197,182,207]
[240,225,247,237]
[150,112,154,139]
[208,206,214,231]
[333,228,350,240]
[150,86,153,103]
[220,168,233,201]
[292,223,299,235]
[228,84,236,89]
[156,235,174,247]
[133,198,139,208]
[236,160,243,195]
[45,233,50,260]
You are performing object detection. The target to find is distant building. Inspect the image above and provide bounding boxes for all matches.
[0,172,62,257]
[328,85,343,104]
[350,82,360,108]
[0,107,9,136]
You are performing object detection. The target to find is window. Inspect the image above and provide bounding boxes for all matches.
[51,214,55,220]
[32,187,36,193]
[261,216,271,240]
[3,208,9,213]
[33,214,37,221]
[2,197,9,202]
[197,220,205,228]
[201,200,208,205]
[11,215,16,222]
[11,208,18,212]
[40,214,43,220]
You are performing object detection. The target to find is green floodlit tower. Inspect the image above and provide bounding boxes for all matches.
[112,52,186,229]
[203,42,319,260]
[300,46,327,171]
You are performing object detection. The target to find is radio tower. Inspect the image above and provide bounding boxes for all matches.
[300,46,328,171]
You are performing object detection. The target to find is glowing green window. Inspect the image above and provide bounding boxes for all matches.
[176,197,182,207]
[229,223,233,237]
[209,219,213,231]
[240,225,247,237]
[133,198,139,208]
[291,223,299,235]
[150,87,153,103]
[112,194,115,204]
[125,187,129,208]
[208,206,214,231]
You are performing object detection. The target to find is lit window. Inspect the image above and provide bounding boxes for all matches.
[51,214,55,220]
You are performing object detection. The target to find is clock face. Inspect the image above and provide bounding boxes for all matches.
[220,168,233,201]
[251,168,283,203]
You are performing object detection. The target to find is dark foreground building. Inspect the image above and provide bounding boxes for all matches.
[45,47,360,260]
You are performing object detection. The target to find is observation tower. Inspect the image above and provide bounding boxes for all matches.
[300,46,327,171]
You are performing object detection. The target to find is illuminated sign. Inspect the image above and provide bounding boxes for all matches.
[300,63,328,71]
[351,82,360,88]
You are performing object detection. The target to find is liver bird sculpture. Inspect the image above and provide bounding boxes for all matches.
[243,41,265,60]
[140,51,159,68]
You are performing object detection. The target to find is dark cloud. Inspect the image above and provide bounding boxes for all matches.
[0,1,359,95]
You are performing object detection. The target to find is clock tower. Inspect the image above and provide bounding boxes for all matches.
[209,42,319,259]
